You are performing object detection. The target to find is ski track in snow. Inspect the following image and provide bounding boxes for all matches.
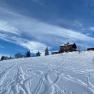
[0,51,94,94]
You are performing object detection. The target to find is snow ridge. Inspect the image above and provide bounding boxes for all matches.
[0,51,94,94]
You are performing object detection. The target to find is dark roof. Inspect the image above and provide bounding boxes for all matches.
[60,43,76,47]
[87,48,94,50]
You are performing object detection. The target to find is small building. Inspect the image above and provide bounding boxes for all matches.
[87,48,94,51]
[59,43,77,53]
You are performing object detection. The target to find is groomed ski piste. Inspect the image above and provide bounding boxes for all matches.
[0,51,94,94]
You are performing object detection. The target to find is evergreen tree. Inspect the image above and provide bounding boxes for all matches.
[1,56,9,61]
[26,50,31,57]
[36,51,41,56]
[1,56,5,61]
[45,47,49,56]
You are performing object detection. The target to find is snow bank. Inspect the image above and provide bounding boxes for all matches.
[0,51,94,94]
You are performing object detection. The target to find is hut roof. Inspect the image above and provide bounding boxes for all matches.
[60,43,76,47]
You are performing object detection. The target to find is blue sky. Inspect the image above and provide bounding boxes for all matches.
[0,0,94,56]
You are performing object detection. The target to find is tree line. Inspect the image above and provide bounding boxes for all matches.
[0,47,49,61]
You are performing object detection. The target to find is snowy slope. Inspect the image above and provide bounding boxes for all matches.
[0,51,94,94]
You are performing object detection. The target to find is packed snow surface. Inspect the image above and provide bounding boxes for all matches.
[0,51,94,94]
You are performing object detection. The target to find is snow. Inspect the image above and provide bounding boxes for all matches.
[0,51,94,94]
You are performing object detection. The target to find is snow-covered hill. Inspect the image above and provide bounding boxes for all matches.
[0,51,94,94]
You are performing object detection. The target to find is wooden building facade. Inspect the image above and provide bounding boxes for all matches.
[59,43,77,53]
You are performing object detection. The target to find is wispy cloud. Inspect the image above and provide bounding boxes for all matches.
[0,20,20,35]
[22,41,47,52]
[89,27,94,31]
[0,6,94,52]
[0,33,47,52]
[31,0,45,6]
